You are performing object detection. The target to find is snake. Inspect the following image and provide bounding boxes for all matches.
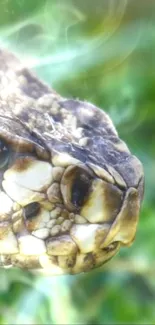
[0,48,144,275]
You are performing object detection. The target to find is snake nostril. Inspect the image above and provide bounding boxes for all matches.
[71,171,92,208]
[102,241,119,253]
[23,202,41,220]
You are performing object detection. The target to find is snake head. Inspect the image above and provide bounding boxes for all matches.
[0,49,144,274]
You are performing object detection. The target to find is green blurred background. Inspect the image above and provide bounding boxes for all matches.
[0,0,155,323]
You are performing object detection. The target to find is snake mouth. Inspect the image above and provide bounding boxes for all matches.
[0,148,140,274]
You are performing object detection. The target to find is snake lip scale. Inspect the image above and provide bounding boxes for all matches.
[0,48,144,275]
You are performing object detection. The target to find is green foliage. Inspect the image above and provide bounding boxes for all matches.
[0,0,155,324]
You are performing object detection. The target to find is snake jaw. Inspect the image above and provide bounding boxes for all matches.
[0,151,141,273]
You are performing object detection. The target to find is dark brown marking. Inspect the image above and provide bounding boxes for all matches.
[13,156,36,172]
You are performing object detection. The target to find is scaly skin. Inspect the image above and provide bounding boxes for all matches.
[0,48,144,274]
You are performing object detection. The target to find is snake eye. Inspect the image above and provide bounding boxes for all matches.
[24,202,41,220]
[0,139,10,168]
[71,172,91,208]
